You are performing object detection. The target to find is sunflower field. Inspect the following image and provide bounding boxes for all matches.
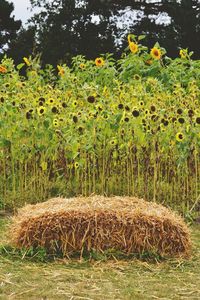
[0,35,200,213]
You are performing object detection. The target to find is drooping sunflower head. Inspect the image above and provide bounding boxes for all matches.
[95,57,105,67]
[150,47,162,60]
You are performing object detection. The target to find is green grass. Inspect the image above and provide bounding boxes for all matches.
[0,218,200,300]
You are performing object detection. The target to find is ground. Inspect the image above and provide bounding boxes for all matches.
[0,218,200,300]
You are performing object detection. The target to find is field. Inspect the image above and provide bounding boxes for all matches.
[0,37,200,213]
[0,218,200,299]
[0,37,200,299]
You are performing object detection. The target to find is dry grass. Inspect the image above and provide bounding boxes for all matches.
[0,218,200,300]
[10,196,191,258]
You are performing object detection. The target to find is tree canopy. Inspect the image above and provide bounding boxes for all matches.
[4,0,200,65]
[0,0,21,53]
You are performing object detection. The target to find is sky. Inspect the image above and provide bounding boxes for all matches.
[11,0,34,24]
[11,0,171,28]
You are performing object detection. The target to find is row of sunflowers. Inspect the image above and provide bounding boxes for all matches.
[0,35,199,213]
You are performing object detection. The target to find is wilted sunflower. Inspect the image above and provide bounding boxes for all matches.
[95,57,105,67]
[176,132,184,142]
[150,47,162,60]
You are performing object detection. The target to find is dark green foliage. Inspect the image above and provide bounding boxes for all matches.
[0,0,21,53]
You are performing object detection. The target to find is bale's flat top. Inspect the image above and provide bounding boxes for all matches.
[18,196,173,218]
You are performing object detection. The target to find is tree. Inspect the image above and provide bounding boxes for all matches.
[120,0,200,58]
[11,0,199,66]
[28,0,122,65]
[0,0,21,54]
[7,26,36,65]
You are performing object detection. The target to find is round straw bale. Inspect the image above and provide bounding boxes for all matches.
[10,196,191,258]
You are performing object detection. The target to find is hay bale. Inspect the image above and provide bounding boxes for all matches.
[10,196,191,258]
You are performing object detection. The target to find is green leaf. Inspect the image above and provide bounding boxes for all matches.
[17,63,25,70]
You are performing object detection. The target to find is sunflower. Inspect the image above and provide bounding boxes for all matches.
[23,57,31,66]
[178,117,185,124]
[118,103,123,109]
[132,109,140,117]
[53,119,59,127]
[177,108,183,115]
[37,106,46,116]
[51,106,59,113]
[87,96,95,103]
[73,115,78,123]
[179,49,187,59]
[150,105,156,112]
[62,102,67,108]
[26,111,32,120]
[129,42,138,54]
[47,98,55,106]
[74,162,79,169]
[124,116,130,122]
[57,65,65,76]
[0,65,7,74]
[110,139,117,146]
[150,47,162,60]
[95,57,105,67]
[79,63,86,69]
[196,117,200,124]
[72,100,78,107]
[176,132,184,142]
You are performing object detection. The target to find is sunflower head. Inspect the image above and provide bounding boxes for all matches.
[23,57,31,66]
[74,162,79,169]
[179,49,187,59]
[53,119,59,127]
[37,106,46,116]
[0,65,7,74]
[176,132,184,142]
[79,63,86,69]
[95,57,105,67]
[57,65,65,76]
[129,42,138,54]
[150,47,162,60]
